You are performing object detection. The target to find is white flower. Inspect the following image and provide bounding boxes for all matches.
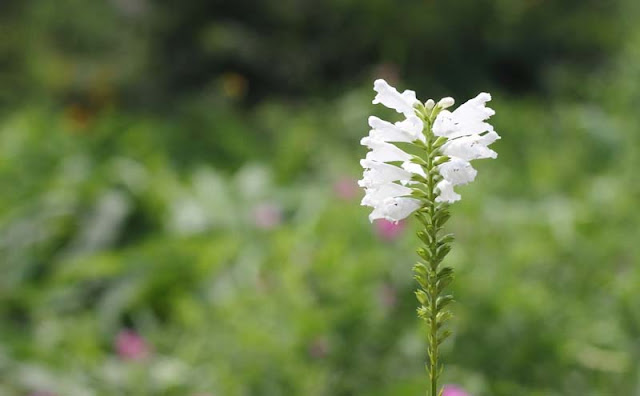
[361,183,413,207]
[359,160,413,188]
[368,115,425,143]
[361,137,413,163]
[438,157,477,186]
[372,79,420,118]
[432,92,499,203]
[437,97,455,109]
[435,180,461,203]
[362,80,499,216]
[440,131,500,161]
[359,155,421,222]
[424,99,435,110]
[433,93,494,139]
[401,161,426,178]
[368,197,422,223]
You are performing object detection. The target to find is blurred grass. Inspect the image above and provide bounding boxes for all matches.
[1,1,640,395]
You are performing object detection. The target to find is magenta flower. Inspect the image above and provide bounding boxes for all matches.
[253,203,283,230]
[308,336,330,359]
[378,283,397,309]
[442,385,470,396]
[115,329,150,360]
[333,177,359,200]
[374,219,406,241]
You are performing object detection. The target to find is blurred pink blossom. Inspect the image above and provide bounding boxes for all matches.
[374,219,406,241]
[333,177,359,200]
[253,203,282,229]
[378,283,397,309]
[308,336,330,359]
[372,62,400,85]
[443,385,471,396]
[115,329,151,361]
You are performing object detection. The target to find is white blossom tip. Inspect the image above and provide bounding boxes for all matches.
[372,78,419,117]
[437,97,455,109]
[477,92,492,102]
[424,99,435,110]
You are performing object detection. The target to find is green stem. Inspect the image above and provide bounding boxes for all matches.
[413,112,452,396]
[427,135,441,396]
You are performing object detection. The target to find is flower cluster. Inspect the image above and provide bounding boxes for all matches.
[359,79,499,222]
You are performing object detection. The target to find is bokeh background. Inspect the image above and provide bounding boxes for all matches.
[1,1,639,395]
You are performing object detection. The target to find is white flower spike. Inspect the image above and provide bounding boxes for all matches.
[360,78,499,215]
[359,78,500,396]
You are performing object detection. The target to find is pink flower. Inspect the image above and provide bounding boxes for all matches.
[253,203,282,230]
[115,329,150,361]
[378,283,397,309]
[374,219,406,241]
[308,336,330,359]
[443,385,471,396]
[333,177,359,200]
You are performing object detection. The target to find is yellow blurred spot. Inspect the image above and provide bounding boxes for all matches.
[221,72,248,98]
[64,104,92,132]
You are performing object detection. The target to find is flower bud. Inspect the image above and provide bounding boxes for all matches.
[437,97,455,109]
[424,99,435,110]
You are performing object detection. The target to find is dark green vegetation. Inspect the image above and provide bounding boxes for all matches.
[1,1,639,395]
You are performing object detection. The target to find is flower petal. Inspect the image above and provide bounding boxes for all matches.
[372,79,419,117]
[401,161,426,178]
[359,160,413,187]
[361,183,413,207]
[433,92,495,139]
[368,196,421,222]
[435,180,461,203]
[438,158,477,185]
[361,138,413,163]
[441,131,500,161]
[368,115,425,143]
[382,197,421,222]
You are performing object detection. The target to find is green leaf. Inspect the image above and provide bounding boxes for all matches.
[437,267,454,280]
[417,306,430,320]
[438,330,453,345]
[436,295,454,310]
[416,230,432,245]
[437,277,454,293]
[436,310,453,324]
[415,290,430,306]
[434,210,451,228]
[435,244,451,262]
[417,248,432,261]
[413,274,427,289]
[437,233,455,244]
[410,156,428,166]
[433,136,448,148]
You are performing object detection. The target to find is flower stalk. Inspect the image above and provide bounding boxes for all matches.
[358,79,499,396]
[412,107,454,396]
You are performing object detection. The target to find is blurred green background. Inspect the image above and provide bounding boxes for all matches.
[1,1,639,395]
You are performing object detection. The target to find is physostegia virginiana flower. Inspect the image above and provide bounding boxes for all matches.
[359,79,499,396]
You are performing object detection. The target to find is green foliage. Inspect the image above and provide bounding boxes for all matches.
[1,1,640,395]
